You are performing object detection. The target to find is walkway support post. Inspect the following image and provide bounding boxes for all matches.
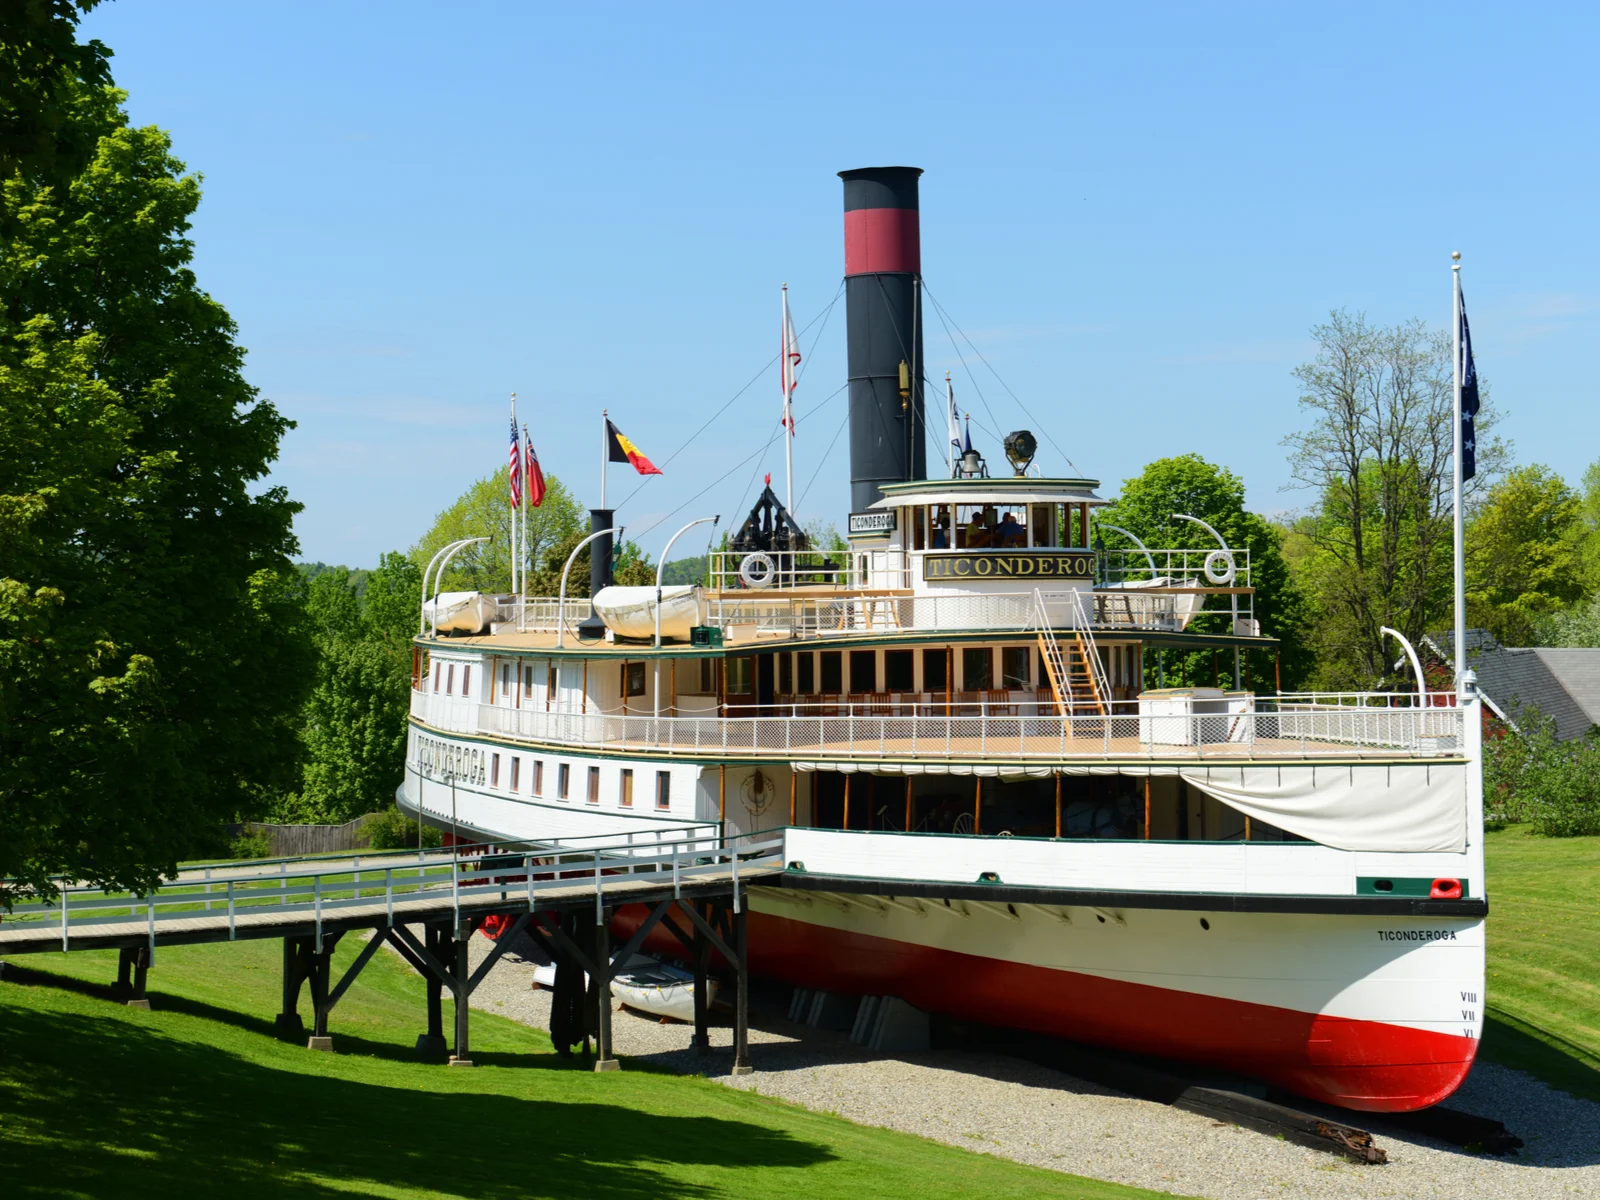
[116,946,151,1009]
[731,901,752,1076]
[275,935,307,1038]
[691,902,710,1054]
[594,910,619,1071]
[417,925,448,1055]
[450,923,472,1066]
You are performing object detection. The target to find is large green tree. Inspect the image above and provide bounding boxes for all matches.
[1465,464,1583,646]
[0,17,311,903]
[1281,310,1503,688]
[1096,454,1311,692]
[411,469,584,593]
[280,553,420,824]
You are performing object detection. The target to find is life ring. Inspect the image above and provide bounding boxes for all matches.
[1203,549,1236,585]
[738,552,776,589]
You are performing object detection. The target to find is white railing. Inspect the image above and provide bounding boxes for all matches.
[436,695,1464,760]
[707,590,1079,638]
[1100,547,1253,589]
[479,596,592,632]
[0,829,784,951]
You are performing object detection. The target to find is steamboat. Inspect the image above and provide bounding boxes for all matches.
[400,167,1486,1112]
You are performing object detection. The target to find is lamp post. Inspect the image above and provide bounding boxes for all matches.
[557,528,620,649]
[653,516,719,718]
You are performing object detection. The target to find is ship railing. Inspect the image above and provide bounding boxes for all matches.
[1099,547,1253,590]
[706,590,1078,637]
[464,699,1465,759]
[1,827,785,951]
[480,596,592,632]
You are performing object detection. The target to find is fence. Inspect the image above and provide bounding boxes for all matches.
[227,815,381,857]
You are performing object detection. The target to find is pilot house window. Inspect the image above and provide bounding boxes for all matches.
[962,647,992,690]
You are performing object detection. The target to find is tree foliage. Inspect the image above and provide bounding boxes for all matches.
[0,42,310,901]
[1484,710,1600,837]
[1096,454,1310,692]
[1281,311,1504,687]
[1465,464,1583,646]
[277,553,419,824]
[411,469,584,594]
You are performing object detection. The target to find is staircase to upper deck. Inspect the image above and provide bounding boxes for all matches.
[1033,591,1109,717]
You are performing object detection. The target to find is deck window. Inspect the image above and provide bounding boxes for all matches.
[849,650,876,693]
[531,760,543,796]
[1030,504,1054,548]
[778,653,793,695]
[620,769,634,807]
[446,663,455,693]
[499,663,511,701]
[586,766,600,804]
[655,771,671,810]
[558,763,570,800]
[1002,646,1032,689]
[433,662,442,692]
[727,657,753,695]
[546,664,557,710]
[461,665,471,696]
[491,753,501,787]
[912,506,927,551]
[962,647,992,690]
[884,649,914,692]
[820,651,842,694]
[922,648,948,692]
[797,652,815,695]
[622,661,646,697]
[509,757,520,793]
[930,504,953,550]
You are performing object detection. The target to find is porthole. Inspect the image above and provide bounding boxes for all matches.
[1200,918,1211,931]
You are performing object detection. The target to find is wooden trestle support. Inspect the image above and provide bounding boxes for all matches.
[268,897,753,1075]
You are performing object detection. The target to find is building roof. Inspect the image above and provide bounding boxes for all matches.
[1423,630,1600,741]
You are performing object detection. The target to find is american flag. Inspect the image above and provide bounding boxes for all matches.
[508,417,521,509]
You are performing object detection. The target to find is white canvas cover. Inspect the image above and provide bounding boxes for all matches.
[592,585,705,641]
[1176,763,1467,853]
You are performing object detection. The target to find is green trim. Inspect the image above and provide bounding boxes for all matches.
[1357,875,1470,898]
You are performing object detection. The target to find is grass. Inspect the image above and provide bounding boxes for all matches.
[0,937,1183,1200]
[1480,823,1600,1102]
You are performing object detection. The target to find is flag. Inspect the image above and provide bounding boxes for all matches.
[781,284,801,436]
[946,373,960,475]
[606,418,662,475]
[523,424,546,508]
[508,415,521,509]
[1458,289,1481,481]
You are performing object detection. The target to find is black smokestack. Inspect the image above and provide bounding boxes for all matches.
[840,166,925,513]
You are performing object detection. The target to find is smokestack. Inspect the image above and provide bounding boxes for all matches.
[840,166,925,513]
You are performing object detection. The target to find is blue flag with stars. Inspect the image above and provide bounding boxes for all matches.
[1459,290,1480,481]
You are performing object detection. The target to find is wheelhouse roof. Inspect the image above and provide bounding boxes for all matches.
[868,477,1105,509]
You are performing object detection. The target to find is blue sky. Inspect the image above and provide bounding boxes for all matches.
[83,2,1599,567]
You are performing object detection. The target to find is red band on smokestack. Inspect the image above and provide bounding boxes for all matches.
[844,208,921,276]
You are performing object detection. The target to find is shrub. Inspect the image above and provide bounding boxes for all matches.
[365,806,441,851]
[1484,708,1600,836]
[229,830,274,860]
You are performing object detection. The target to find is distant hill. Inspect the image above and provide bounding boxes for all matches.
[296,561,373,601]
[660,556,708,586]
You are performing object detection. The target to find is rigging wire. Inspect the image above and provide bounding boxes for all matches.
[922,281,1083,477]
[628,381,848,545]
[609,282,845,516]
[797,406,850,511]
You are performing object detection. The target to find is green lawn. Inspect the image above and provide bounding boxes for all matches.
[1480,823,1600,1102]
[0,937,1181,1200]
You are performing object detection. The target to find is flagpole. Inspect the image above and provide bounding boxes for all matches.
[600,407,608,512]
[510,392,519,601]
[1452,252,1465,693]
[783,285,794,516]
[520,422,529,632]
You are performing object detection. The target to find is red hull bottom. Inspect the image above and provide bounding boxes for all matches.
[616,905,1476,1113]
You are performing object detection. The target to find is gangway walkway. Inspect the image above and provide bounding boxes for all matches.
[0,829,783,1073]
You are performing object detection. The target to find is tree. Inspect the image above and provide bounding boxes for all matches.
[1575,456,1600,596]
[1465,465,1583,645]
[411,469,583,593]
[1282,311,1504,688]
[0,54,311,902]
[1096,454,1311,692]
[280,553,420,824]
[0,1,112,185]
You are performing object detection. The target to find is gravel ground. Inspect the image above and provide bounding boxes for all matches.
[459,934,1600,1200]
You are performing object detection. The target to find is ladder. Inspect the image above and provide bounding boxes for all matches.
[1032,591,1109,718]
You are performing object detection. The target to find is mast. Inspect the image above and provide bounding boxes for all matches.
[783,284,795,517]
[509,392,519,600]
[1451,253,1465,691]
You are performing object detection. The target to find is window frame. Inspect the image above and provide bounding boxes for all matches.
[655,770,671,811]
[586,766,600,805]
[620,768,634,808]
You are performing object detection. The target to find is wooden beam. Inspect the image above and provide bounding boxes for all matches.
[790,771,798,827]
[1054,773,1062,839]
[974,775,982,836]
[843,773,851,831]
[719,764,726,828]
[905,776,913,832]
